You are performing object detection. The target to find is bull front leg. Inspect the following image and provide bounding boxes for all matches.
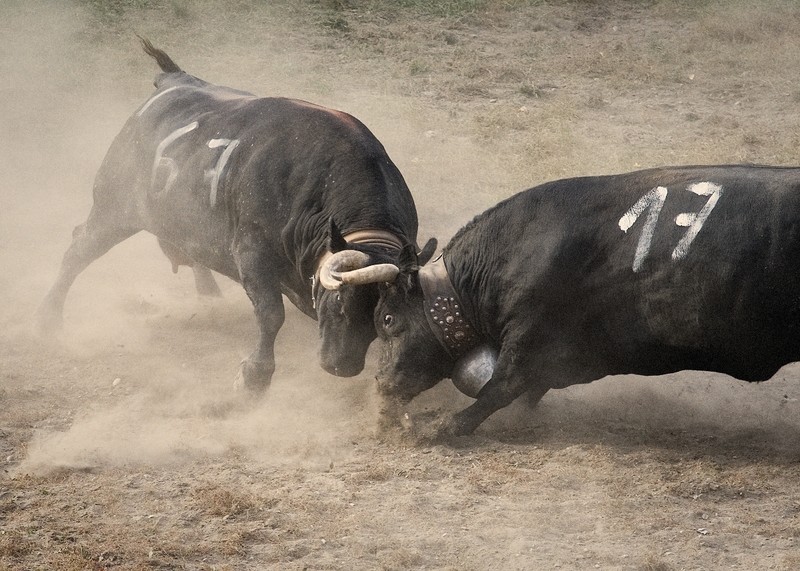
[433,347,545,439]
[232,238,285,394]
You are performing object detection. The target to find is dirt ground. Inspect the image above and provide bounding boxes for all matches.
[4,1,800,569]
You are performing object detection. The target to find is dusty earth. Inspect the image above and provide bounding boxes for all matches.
[5,0,800,569]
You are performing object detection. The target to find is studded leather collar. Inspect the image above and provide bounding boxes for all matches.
[418,255,481,359]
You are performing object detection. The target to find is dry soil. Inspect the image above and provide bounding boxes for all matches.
[4,1,800,569]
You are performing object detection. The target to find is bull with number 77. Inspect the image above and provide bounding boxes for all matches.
[364,165,800,439]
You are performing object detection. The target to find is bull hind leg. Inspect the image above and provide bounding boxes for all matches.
[191,266,222,297]
[157,238,222,297]
[37,210,139,335]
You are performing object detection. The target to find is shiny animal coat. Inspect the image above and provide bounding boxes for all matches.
[375,165,800,437]
[38,39,423,390]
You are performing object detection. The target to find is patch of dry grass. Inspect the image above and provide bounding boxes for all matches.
[781,553,800,568]
[378,545,426,570]
[640,554,675,571]
[192,482,260,517]
[0,532,34,558]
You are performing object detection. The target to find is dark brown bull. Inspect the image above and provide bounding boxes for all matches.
[38,39,435,392]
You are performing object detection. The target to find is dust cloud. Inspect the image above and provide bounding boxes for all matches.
[5,0,800,482]
[3,1,384,476]
[486,371,800,453]
[18,365,378,474]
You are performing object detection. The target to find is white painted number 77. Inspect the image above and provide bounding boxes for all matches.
[618,181,723,272]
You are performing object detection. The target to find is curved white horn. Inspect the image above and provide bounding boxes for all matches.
[319,250,371,290]
[340,263,400,285]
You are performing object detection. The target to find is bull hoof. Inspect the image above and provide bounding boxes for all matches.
[34,307,64,339]
[233,359,272,395]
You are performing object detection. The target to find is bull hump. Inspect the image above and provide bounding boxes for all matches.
[290,99,361,130]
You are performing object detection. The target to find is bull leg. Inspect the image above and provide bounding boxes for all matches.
[436,348,542,438]
[232,240,284,394]
[191,265,222,297]
[37,214,138,335]
[524,382,550,409]
[157,238,222,297]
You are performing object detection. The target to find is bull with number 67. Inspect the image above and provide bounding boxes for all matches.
[367,165,800,439]
[37,38,436,392]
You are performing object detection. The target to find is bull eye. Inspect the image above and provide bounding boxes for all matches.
[335,293,342,304]
[383,314,394,329]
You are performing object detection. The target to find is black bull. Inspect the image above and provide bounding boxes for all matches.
[375,165,800,438]
[38,39,434,390]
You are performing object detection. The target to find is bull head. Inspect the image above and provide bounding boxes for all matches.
[315,220,435,378]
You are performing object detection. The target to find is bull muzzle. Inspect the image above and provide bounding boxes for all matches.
[318,250,399,290]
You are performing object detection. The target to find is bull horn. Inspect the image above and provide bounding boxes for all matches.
[319,250,400,290]
[319,250,371,290]
[340,263,400,286]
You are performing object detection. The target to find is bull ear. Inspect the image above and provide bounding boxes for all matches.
[398,243,419,273]
[417,237,438,266]
[327,219,348,253]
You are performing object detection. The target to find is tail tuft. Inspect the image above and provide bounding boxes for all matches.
[137,35,182,73]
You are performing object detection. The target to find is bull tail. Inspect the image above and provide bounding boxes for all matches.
[138,35,182,74]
